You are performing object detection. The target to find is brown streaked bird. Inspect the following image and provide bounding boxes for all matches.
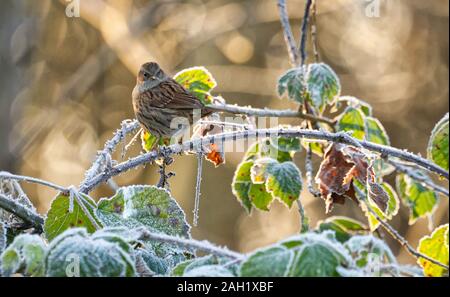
[132,62,213,145]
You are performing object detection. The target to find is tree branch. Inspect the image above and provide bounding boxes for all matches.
[0,193,44,231]
[136,228,244,260]
[277,0,300,65]
[79,127,448,194]
[207,103,336,126]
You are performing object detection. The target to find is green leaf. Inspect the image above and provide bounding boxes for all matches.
[270,136,301,152]
[171,255,218,276]
[337,96,372,116]
[396,174,439,225]
[141,130,160,152]
[277,67,307,104]
[231,160,255,213]
[417,224,449,277]
[336,107,366,140]
[240,246,294,277]
[317,216,368,243]
[44,192,101,241]
[365,116,390,145]
[427,113,449,172]
[45,228,135,277]
[174,66,216,104]
[96,186,190,238]
[0,234,46,277]
[306,63,341,111]
[251,158,302,208]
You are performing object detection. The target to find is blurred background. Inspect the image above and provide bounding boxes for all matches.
[0,0,448,265]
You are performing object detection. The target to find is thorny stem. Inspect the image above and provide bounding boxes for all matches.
[310,0,320,62]
[305,145,321,198]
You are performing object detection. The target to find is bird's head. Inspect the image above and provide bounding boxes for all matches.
[136,62,168,89]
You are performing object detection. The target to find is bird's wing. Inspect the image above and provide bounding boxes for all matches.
[151,79,205,110]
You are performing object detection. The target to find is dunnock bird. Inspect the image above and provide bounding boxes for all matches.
[132,62,213,146]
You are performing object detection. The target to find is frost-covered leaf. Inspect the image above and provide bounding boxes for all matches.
[251,158,302,208]
[344,235,396,269]
[317,216,368,243]
[240,246,294,277]
[306,63,341,111]
[0,234,46,276]
[96,186,190,238]
[336,107,366,140]
[174,66,216,104]
[365,117,390,145]
[45,228,135,277]
[427,113,449,172]
[277,67,307,103]
[171,255,218,276]
[136,249,169,276]
[44,192,101,241]
[417,224,449,277]
[396,174,438,225]
[184,265,234,277]
[337,96,372,116]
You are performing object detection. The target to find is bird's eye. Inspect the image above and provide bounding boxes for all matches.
[143,72,149,79]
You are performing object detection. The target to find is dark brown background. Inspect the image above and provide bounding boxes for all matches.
[0,0,448,265]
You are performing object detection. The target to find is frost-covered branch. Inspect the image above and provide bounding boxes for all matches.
[80,119,140,189]
[0,193,44,231]
[79,127,448,194]
[277,0,300,65]
[389,160,449,197]
[207,103,336,126]
[365,203,449,270]
[0,171,69,194]
[137,228,244,260]
[299,0,313,65]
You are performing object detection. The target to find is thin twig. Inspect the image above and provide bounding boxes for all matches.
[296,199,309,233]
[389,160,449,197]
[305,145,321,198]
[207,103,336,126]
[299,0,313,65]
[310,0,320,62]
[0,193,44,231]
[80,120,140,189]
[0,172,69,194]
[365,203,449,270]
[137,228,244,260]
[193,152,203,227]
[79,127,448,194]
[277,0,300,65]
